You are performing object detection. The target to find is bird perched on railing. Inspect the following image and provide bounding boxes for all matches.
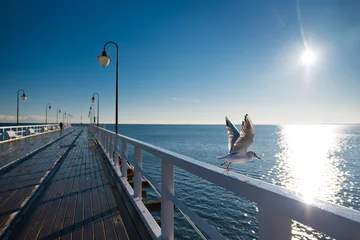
[217,114,261,171]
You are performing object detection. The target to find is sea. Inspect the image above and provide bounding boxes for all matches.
[1,123,359,239]
[105,124,360,240]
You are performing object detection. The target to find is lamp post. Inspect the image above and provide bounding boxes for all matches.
[56,108,61,124]
[88,110,91,124]
[63,112,66,124]
[97,41,119,134]
[17,89,27,126]
[45,103,51,124]
[91,92,100,126]
[90,105,94,124]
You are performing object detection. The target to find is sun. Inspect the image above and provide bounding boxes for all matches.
[301,49,317,65]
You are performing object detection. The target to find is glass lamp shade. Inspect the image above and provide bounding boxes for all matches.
[58,110,61,113]
[97,55,111,67]
[91,96,95,103]
[49,105,52,110]
[22,94,27,100]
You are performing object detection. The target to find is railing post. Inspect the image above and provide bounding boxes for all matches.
[121,140,128,178]
[134,146,142,198]
[258,203,291,240]
[113,134,119,166]
[106,132,110,155]
[161,159,174,240]
[109,133,114,161]
[100,130,103,147]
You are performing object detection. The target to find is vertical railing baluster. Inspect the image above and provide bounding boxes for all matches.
[104,131,107,153]
[121,139,128,178]
[111,133,115,162]
[258,204,291,240]
[107,132,111,155]
[105,132,109,154]
[109,133,113,161]
[161,159,174,240]
[134,146,142,198]
[109,132,112,157]
[114,135,119,167]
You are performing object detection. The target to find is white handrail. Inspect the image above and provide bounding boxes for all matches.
[0,124,71,143]
[89,125,360,240]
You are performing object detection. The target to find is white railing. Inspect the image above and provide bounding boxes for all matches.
[0,124,70,143]
[89,125,360,240]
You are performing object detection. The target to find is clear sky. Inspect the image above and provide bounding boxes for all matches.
[0,0,359,124]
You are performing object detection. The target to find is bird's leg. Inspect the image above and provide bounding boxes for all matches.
[220,161,227,166]
[226,162,232,172]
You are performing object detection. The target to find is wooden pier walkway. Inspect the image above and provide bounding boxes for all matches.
[0,127,151,240]
[0,128,74,171]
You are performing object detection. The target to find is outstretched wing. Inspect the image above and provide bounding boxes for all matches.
[231,114,255,154]
[225,117,240,153]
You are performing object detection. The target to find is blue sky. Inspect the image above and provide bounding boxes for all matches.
[0,0,359,124]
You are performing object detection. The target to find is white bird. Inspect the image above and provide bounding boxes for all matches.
[217,114,260,171]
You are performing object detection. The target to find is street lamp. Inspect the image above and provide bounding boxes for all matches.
[56,108,61,124]
[97,41,119,134]
[88,110,91,124]
[91,92,99,126]
[90,105,95,124]
[63,112,66,124]
[17,89,27,126]
[45,103,51,124]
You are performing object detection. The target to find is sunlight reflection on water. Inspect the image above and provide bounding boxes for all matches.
[275,125,345,204]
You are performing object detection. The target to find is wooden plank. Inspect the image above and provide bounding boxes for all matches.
[22,178,63,239]
[82,142,94,240]
[60,149,82,240]
[50,148,77,239]
[71,176,83,240]
[103,184,129,240]
[92,156,105,240]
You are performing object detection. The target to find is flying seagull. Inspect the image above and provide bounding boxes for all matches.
[217,114,260,171]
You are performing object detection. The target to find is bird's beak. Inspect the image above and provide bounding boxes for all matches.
[255,154,261,160]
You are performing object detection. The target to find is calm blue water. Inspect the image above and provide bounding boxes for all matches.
[104,124,360,240]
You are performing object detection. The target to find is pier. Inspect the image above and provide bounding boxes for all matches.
[0,126,151,240]
[0,125,359,239]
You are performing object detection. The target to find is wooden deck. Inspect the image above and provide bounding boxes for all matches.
[0,128,74,170]
[0,127,151,240]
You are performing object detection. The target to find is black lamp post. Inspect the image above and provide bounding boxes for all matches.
[63,112,66,124]
[17,89,27,126]
[91,92,100,126]
[45,103,51,124]
[90,105,94,124]
[88,110,91,123]
[56,108,61,124]
[97,41,119,134]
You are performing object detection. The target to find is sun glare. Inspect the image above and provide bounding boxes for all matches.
[301,49,317,66]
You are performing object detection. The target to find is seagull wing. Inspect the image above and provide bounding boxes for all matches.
[231,114,255,154]
[225,117,240,153]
